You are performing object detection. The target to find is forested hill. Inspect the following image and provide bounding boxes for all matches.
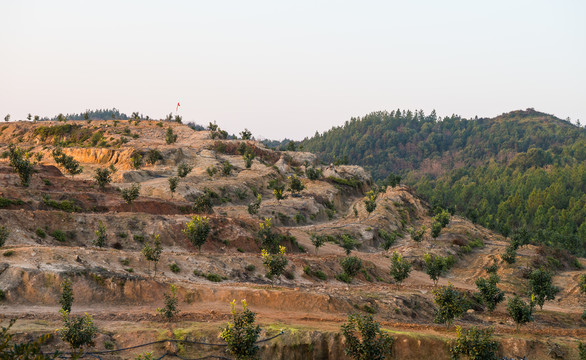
[301,108,586,255]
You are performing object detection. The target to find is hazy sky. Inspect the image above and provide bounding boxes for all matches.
[1,1,584,139]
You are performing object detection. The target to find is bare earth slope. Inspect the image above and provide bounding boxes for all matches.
[0,120,584,359]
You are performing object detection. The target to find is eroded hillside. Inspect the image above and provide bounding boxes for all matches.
[0,120,584,359]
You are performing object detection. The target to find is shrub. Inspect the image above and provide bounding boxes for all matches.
[58,310,98,357]
[363,191,377,214]
[433,209,451,228]
[506,295,534,331]
[340,256,362,278]
[433,283,467,327]
[314,270,327,280]
[177,163,193,178]
[528,268,559,309]
[579,341,586,360]
[475,273,505,312]
[206,165,217,177]
[157,284,179,320]
[389,251,412,288]
[220,300,261,360]
[145,149,163,165]
[183,216,211,252]
[431,221,442,238]
[245,264,256,272]
[93,221,107,247]
[378,229,396,250]
[2,250,15,257]
[288,174,305,194]
[193,192,213,213]
[258,218,280,253]
[450,326,498,360]
[580,274,586,296]
[0,226,8,247]
[272,186,286,201]
[169,263,180,273]
[42,195,81,212]
[336,272,353,283]
[305,166,322,180]
[294,212,306,224]
[341,313,393,360]
[94,167,112,189]
[51,230,66,242]
[247,194,262,215]
[130,153,142,169]
[59,278,74,313]
[222,161,233,176]
[340,234,358,255]
[165,127,177,144]
[243,153,254,168]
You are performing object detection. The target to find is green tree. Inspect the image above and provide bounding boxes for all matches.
[130,153,143,169]
[220,299,261,360]
[288,174,305,194]
[141,235,162,276]
[450,326,498,360]
[4,114,10,122]
[183,216,211,252]
[157,284,179,321]
[165,127,177,144]
[340,313,393,360]
[528,268,559,310]
[27,113,32,121]
[168,176,179,198]
[272,186,286,202]
[310,233,326,254]
[177,163,193,178]
[8,144,35,186]
[506,295,534,331]
[222,160,233,176]
[94,167,112,189]
[258,218,280,253]
[121,183,141,211]
[305,166,322,180]
[240,129,252,140]
[364,191,377,214]
[431,221,442,238]
[475,273,505,312]
[389,251,412,288]
[174,115,182,123]
[59,278,74,313]
[0,226,9,248]
[58,310,98,359]
[340,256,362,279]
[501,245,516,264]
[411,225,426,242]
[424,253,446,286]
[433,283,467,328]
[433,209,451,228]
[261,246,288,279]
[243,153,254,168]
[93,221,107,247]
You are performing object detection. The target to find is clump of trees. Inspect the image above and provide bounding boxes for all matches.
[341,313,393,360]
[220,299,261,360]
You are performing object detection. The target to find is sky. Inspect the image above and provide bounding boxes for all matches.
[1,1,585,140]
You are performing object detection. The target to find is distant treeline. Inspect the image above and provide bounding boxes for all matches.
[300,108,586,255]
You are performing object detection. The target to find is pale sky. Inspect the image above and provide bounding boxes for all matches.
[1,1,584,139]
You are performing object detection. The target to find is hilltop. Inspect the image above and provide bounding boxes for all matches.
[0,119,584,359]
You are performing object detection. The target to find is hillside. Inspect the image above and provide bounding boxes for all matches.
[0,119,584,359]
[301,109,586,256]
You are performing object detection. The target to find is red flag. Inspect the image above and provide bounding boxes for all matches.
[176,102,181,112]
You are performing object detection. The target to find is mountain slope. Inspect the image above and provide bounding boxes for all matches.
[301,109,586,255]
